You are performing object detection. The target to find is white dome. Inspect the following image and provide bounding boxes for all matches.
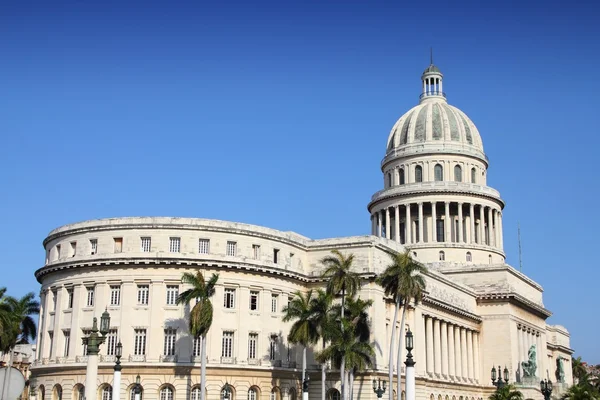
[386,65,486,162]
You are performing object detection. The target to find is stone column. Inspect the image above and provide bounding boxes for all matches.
[454,326,461,379]
[517,325,523,365]
[386,207,391,239]
[498,212,504,249]
[432,202,437,242]
[479,205,485,245]
[488,207,495,247]
[441,321,449,377]
[406,204,412,245]
[445,202,451,242]
[418,202,424,243]
[467,330,474,380]
[448,324,455,378]
[434,319,441,375]
[469,203,475,244]
[458,203,464,243]
[395,205,401,243]
[377,211,382,237]
[461,328,468,380]
[474,332,480,382]
[426,316,434,374]
[371,215,375,235]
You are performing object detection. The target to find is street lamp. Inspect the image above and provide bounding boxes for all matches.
[404,328,416,400]
[372,378,386,399]
[82,310,111,400]
[112,342,123,400]
[133,375,141,400]
[302,375,309,400]
[491,365,509,389]
[540,379,553,400]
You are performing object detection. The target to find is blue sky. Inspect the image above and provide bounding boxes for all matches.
[1,1,599,363]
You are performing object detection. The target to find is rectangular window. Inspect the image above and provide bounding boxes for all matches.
[221,331,234,358]
[70,241,77,257]
[289,253,294,268]
[86,287,95,307]
[137,285,149,305]
[198,239,210,254]
[166,285,179,305]
[90,239,98,255]
[269,336,277,361]
[249,291,259,311]
[56,244,61,259]
[110,285,121,306]
[223,288,235,309]
[193,336,202,357]
[248,333,258,359]
[141,237,151,252]
[48,332,54,356]
[106,329,118,356]
[226,241,237,256]
[163,328,176,356]
[114,237,123,253]
[252,245,260,260]
[52,290,57,311]
[273,249,279,264]
[67,288,74,309]
[81,329,90,355]
[169,237,181,253]
[271,294,279,313]
[63,330,70,357]
[134,329,147,355]
[436,219,445,242]
[287,296,293,309]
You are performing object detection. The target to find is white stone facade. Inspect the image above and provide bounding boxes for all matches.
[30,64,573,400]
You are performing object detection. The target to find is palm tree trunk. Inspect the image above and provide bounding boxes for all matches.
[340,287,346,400]
[389,299,400,400]
[321,340,326,400]
[200,335,207,400]
[396,303,407,400]
[302,346,307,385]
[348,370,354,400]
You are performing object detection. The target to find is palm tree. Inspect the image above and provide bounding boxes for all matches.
[573,357,588,382]
[488,385,524,400]
[0,292,40,352]
[282,290,320,385]
[176,272,219,400]
[560,381,600,400]
[0,287,10,348]
[321,250,361,400]
[310,289,334,400]
[376,250,427,400]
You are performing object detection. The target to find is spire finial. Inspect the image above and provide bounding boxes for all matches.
[430,47,433,65]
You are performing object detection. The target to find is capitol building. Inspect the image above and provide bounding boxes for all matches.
[30,64,573,400]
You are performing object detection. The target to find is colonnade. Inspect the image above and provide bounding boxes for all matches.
[371,201,503,249]
[424,315,480,382]
[423,76,443,96]
[517,324,545,379]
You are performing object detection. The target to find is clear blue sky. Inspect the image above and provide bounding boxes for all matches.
[2,1,598,363]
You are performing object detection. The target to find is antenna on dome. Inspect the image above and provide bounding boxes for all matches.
[430,47,433,65]
[518,222,523,272]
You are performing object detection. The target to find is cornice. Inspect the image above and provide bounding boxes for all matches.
[546,343,574,355]
[423,296,482,324]
[476,292,552,319]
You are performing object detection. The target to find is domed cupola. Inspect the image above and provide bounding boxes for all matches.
[368,62,506,268]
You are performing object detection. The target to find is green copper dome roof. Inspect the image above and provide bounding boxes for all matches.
[423,64,441,74]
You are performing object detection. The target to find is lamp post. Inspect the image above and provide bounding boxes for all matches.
[404,329,416,400]
[82,309,111,400]
[540,379,553,400]
[372,378,386,399]
[302,375,309,400]
[491,366,509,390]
[112,342,123,400]
[133,375,141,400]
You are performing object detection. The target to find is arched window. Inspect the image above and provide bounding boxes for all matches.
[327,389,341,400]
[387,173,392,188]
[101,386,112,400]
[413,252,417,257]
[466,252,472,262]
[191,387,201,400]
[73,385,85,400]
[221,386,233,400]
[39,385,46,400]
[288,388,297,400]
[471,168,476,183]
[434,164,443,181]
[270,388,281,400]
[130,386,143,400]
[489,255,492,264]
[454,165,462,182]
[439,251,445,261]
[248,388,258,400]
[430,395,435,400]
[160,387,173,400]
[399,168,405,185]
[415,166,423,183]
[52,385,62,400]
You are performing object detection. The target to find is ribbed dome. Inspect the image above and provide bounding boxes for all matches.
[386,100,484,153]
